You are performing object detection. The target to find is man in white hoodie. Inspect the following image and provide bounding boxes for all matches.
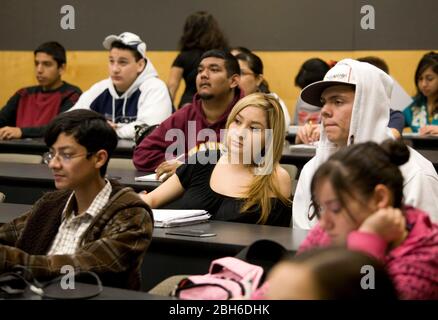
[293,59,438,229]
[71,32,172,139]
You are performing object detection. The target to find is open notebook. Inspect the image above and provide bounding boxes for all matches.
[152,209,211,228]
[135,173,163,182]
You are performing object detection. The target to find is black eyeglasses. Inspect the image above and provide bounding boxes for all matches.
[42,151,94,165]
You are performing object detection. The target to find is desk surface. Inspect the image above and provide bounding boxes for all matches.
[0,162,160,204]
[0,203,306,253]
[403,134,438,150]
[2,138,314,167]
[281,142,438,172]
[0,162,159,191]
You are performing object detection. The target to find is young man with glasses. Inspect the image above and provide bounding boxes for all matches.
[0,109,153,290]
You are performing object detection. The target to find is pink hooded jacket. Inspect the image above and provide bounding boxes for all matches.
[299,207,438,300]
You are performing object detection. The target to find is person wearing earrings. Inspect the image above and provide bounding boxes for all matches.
[139,93,292,226]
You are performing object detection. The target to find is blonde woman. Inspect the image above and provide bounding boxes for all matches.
[139,93,292,226]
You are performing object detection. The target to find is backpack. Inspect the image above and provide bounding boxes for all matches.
[134,123,159,146]
[172,257,264,300]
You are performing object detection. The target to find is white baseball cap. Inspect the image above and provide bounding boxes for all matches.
[102,32,147,59]
[301,62,356,107]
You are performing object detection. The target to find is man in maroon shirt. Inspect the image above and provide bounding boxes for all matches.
[0,41,81,140]
[133,49,243,180]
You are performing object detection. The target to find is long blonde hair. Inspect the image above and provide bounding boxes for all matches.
[225,93,290,224]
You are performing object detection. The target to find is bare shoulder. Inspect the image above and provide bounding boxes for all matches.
[275,165,292,198]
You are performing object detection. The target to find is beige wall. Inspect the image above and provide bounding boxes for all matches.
[0,50,434,119]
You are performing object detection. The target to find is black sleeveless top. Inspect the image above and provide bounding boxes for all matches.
[162,151,291,227]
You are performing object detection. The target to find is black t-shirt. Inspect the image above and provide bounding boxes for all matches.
[162,151,292,227]
[172,49,203,107]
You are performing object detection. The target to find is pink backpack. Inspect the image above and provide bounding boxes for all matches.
[172,257,264,300]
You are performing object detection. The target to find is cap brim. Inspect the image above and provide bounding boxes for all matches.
[102,35,119,50]
[301,80,354,107]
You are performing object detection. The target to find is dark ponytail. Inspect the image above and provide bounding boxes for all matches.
[380,139,410,166]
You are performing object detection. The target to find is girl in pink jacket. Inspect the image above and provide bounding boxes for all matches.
[255,139,438,300]
[294,139,438,299]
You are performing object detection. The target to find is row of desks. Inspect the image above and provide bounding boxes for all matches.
[0,162,159,204]
[1,149,437,205]
[0,203,307,291]
[0,138,316,166]
[1,138,437,175]
[0,138,135,159]
[286,131,438,150]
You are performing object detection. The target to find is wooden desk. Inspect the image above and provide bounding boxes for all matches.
[281,142,438,173]
[0,146,316,204]
[0,138,318,173]
[0,138,135,159]
[1,143,436,204]
[0,162,159,204]
[0,203,306,291]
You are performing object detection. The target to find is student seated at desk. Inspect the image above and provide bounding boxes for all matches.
[295,56,406,144]
[403,51,438,135]
[139,93,292,227]
[0,41,81,140]
[293,59,438,229]
[133,49,243,177]
[0,110,153,290]
[234,51,291,127]
[70,32,172,140]
[255,140,438,300]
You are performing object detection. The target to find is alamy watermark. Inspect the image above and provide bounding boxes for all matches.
[360,5,375,30]
[360,264,375,290]
[60,5,75,30]
[60,264,76,290]
[59,4,376,31]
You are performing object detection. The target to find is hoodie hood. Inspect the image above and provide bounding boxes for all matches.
[293,59,395,229]
[293,59,438,230]
[314,58,394,165]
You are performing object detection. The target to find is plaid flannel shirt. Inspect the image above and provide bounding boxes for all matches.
[0,182,153,290]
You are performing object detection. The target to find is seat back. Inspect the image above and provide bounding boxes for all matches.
[280,164,298,195]
[107,158,136,170]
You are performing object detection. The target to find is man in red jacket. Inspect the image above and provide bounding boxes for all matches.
[0,41,81,140]
[133,49,243,180]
